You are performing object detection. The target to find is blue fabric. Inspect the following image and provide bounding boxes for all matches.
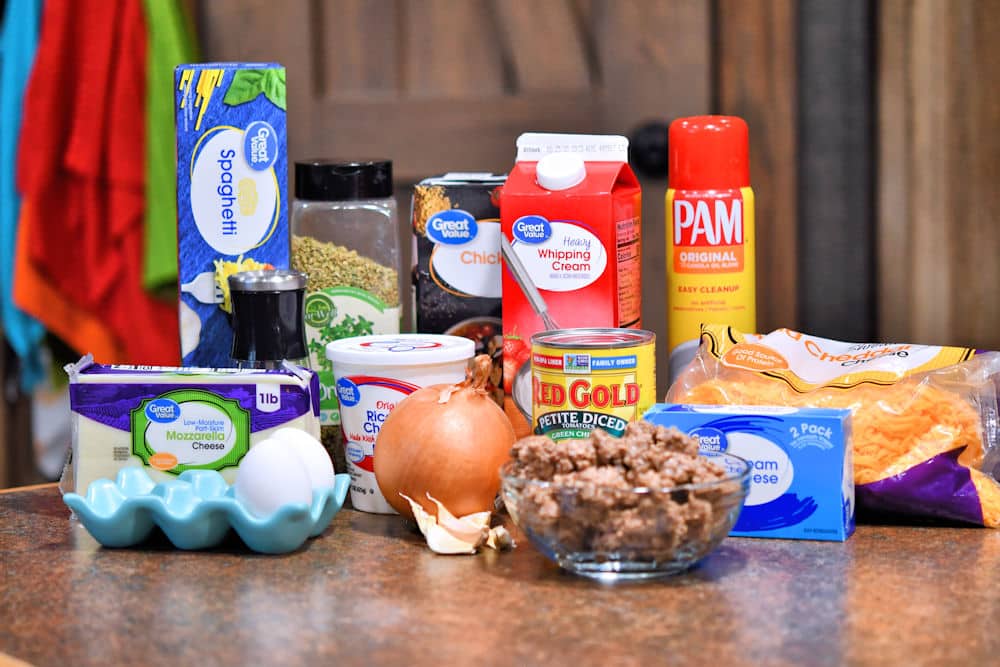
[0,0,45,390]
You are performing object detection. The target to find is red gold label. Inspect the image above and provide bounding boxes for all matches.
[531,338,655,442]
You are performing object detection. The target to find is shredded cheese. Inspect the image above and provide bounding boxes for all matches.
[669,327,1000,527]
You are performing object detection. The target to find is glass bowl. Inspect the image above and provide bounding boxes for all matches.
[500,453,750,581]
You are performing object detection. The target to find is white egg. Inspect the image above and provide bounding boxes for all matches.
[235,438,313,518]
[271,427,336,491]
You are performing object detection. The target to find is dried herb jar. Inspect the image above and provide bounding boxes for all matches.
[291,160,401,474]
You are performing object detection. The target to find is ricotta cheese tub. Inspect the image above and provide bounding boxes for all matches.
[326,334,474,513]
[63,356,320,495]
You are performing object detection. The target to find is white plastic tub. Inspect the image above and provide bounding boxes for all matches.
[325,334,474,513]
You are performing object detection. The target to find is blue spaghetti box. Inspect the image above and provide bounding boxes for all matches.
[643,404,854,541]
[175,63,289,366]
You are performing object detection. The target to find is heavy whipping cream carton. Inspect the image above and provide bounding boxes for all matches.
[644,404,854,541]
[63,356,320,495]
[501,134,642,434]
[175,63,289,366]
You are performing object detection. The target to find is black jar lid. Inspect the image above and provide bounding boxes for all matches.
[295,159,393,201]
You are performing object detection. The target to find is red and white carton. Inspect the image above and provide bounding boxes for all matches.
[500,133,642,434]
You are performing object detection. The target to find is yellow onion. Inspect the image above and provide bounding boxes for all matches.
[374,355,515,519]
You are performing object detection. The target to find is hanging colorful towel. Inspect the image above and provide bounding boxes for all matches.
[141,0,197,290]
[0,0,46,390]
[15,0,179,365]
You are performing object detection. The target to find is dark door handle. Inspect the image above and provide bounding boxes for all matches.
[628,121,669,179]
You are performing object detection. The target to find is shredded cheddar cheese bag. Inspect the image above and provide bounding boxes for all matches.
[667,325,1000,527]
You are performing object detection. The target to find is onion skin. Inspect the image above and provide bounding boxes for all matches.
[374,355,515,519]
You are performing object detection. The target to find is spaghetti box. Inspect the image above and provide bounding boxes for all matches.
[643,404,855,541]
[175,63,289,367]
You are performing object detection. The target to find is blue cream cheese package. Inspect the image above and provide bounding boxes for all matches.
[63,356,320,495]
[644,404,854,541]
[175,63,289,366]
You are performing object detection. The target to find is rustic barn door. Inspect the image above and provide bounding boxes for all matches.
[198,0,710,177]
[198,0,717,390]
[879,0,1000,350]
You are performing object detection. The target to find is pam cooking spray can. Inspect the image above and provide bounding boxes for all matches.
[666,116,756,380]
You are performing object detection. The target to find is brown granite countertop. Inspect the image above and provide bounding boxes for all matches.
[2,485,999,666]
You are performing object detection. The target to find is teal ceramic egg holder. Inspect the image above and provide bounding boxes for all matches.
[63,468,350,554]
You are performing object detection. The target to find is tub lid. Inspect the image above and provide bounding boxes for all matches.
[325,334,475,366]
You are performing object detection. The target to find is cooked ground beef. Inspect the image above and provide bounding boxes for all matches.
[506,422,735,557]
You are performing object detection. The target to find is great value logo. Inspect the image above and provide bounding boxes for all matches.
[336,377,361,407]
[690,426,728,453]
[512,215,552,244]
[426,209,478,245]
[243,121,278,171]
[145,398,180,424]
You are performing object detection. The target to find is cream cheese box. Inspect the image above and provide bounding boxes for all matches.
[644,403,854,541]
[63,356,320,494]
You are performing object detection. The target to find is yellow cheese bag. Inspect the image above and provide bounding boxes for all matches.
[667,325,1000,527]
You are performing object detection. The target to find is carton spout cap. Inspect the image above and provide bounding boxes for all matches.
[535,153,586,191]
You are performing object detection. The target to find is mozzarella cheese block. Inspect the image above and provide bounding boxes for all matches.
[64,356,321,494]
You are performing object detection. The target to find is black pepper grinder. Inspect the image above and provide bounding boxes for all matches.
[228,269,309,369]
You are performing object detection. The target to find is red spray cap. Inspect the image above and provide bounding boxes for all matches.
[668,116,749,190]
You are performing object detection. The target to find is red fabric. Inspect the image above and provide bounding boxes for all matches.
[13,201,124,362]
[15,0,179,364]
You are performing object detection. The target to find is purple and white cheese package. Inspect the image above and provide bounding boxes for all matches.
[63,355,320,495]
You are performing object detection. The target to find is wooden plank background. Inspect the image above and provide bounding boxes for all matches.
[715,0,798,335]
[0,347,36,488]
[879,0,1000,349]
[797,0,875,341]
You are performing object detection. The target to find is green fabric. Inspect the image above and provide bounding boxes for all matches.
[141,0,197,290]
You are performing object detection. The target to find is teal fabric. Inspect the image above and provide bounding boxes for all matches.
[0,0,45,390]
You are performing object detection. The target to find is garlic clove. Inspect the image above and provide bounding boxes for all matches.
[486,525,514,551]
[400,493,436,535]
[426,493,490,544]
[399,493,479,555]
[399,492,507,555]
[423,523,479,555]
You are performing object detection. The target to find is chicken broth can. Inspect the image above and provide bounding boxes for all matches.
[530,328,655,441]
